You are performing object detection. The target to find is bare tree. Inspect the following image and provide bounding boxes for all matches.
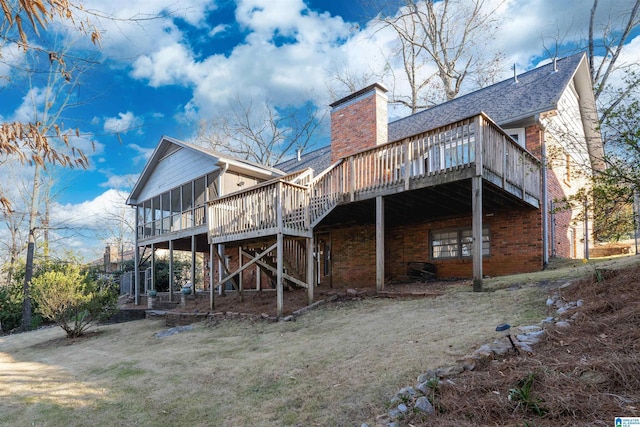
[589,0,640,121]
[195,97,325,167]
[0,1,99,212]
[376,0,505,109]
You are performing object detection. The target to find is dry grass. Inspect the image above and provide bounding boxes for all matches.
[0,255,637,426]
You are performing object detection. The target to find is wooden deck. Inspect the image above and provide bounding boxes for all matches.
[208,113,541,244]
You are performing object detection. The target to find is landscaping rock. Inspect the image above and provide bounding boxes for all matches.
[415,396,435,415]
[155,325,193,338]
[436,365,464,378]
[417,370,437,384]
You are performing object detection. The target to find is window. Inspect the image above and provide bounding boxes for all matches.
[504,128,525,148]
[431,227,490,259]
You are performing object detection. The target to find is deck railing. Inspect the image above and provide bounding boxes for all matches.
[208,180,309,241]
[208,113,541,241]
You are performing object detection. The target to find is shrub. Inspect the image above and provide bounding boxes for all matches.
[31,263,118,338]
[0,280,24,332]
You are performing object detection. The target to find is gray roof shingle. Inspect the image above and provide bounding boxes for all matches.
[388,53,585,142]
[278,53,586,174]
[276,145,333,174]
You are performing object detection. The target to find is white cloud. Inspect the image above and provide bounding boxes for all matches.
[0,43,26,88]
[51,189,132,233]
[99,173,139,189]
[103,111,144,134]
[209,24,229,37]
[49,188,135,259]
[127,143,155,164]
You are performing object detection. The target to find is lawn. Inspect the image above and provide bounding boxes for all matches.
[1,255,636,426]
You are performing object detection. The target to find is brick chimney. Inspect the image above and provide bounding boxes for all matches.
[330,83,388,162]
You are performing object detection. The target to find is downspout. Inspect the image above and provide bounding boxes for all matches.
[537,115,550,268]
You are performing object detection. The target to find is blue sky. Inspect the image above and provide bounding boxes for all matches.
[1,0,639,259]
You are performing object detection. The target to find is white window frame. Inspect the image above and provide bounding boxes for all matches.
[503,127,526,148]
[431,227,490,260]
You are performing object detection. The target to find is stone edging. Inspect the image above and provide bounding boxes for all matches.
[366,281,583,427]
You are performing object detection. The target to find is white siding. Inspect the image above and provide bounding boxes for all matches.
[137,147,219,202]
[547,81,591,167]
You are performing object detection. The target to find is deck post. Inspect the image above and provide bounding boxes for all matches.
[404,139,411,191]
[209,243,215,310]
[349,157,355,202]
[472,115,484,292]
[134,245,140,305]
[133,206,140,305]
[276,182,284,318]
[168,239,174,302]
[218,244,225,296]
[376,195,385,291]
[151,243,156,293]
[238,246,243,297]
[306,236,314,305]
[191,235,196,295]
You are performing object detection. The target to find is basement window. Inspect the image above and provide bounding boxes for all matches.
[431,227,490,259]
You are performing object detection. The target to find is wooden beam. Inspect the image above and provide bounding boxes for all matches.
[212,243,278,290]
[472,116,484,292]
[209,243,215,310]
[307,236,314,305]
[190,235,196,295]
[168,239,174,303]
[277,233,284,318]
[242,251,309,289]
[212,247,242,300]
[151,243,155,293]
[376,196,385,291]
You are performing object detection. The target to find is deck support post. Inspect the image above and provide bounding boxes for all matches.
[376,196,385,291]
[306,236,314,305]
[218,244,225,296]
[472,176,483,292]
[191,235,196,295]
[277,233,284,318]
[168,239,174,302]
[238,246,243,296]
[151,243,156,293]
[209,243,215,310]
[276,182,284,318]
[256,265,261,290]
[472,116,484,292]
[134,245,140,305]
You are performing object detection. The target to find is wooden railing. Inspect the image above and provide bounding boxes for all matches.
[208,113,541,241]
[208,180,309,242]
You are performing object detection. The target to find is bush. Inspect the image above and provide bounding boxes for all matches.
[0,280,24,332]
[31,263,118,338]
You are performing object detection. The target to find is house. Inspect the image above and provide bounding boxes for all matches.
[126,52,603,317]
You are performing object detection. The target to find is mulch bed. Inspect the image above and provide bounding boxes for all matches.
[402,266,640,426]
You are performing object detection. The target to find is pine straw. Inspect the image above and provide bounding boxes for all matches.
[404,265,640,426]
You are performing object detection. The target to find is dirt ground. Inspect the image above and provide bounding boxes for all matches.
[136,278,468,317]
[401,264,640,426]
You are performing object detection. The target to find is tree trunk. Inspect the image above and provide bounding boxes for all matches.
[21,163,41,331]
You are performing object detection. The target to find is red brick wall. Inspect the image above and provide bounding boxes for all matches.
[525,123,584,259]
[330,85,387,162]
[328,208,543,287]
[330,224,377,286]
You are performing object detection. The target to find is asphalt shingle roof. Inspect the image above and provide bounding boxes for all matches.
[388,53,584,142]
[276,145,333,174]
[278,53,585,175]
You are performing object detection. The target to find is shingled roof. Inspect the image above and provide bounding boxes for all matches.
[388,52,586,142]
[279,53,589,174]
[276,145,333,174]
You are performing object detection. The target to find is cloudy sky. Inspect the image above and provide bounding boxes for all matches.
[1,0,639,260]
